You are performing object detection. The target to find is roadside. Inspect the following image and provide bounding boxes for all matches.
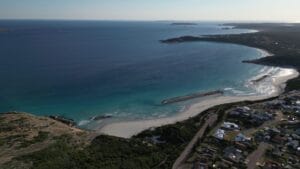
[172,113,218,169]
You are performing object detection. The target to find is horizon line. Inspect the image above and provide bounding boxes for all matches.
[0,18,298,23]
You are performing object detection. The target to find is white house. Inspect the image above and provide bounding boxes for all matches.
[214,129,225,140]
[222,122,240,130]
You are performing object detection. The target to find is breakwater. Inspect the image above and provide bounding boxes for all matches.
[161,90,224,105]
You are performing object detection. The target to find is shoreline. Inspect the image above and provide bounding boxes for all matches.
[255,48,273,58]
[96,23,300,138]
[97,66,299,138]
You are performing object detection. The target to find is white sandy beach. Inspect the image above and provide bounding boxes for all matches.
[97,66,299,138]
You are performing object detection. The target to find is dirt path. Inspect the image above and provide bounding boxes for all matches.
[0,113,93,166]
[246,142,270,169]
[0,140,53,165]
[172,113,218,169]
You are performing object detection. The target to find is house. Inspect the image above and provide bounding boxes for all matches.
[271,147,284,157]
[198,153,213,159]
[287,115,297,121]
[146,136,166,144]
[286,140,299,150]
[229,107,251,118]
[251,112,273,122]
[193,161,209,169]
[228,111,241,117]
[235,133,251,142]
[270,127,281,135]
[262,161,281,169]
[197,163,209,169]
[223,146,243,163]
[234,106,251,113]
[254,131,265,142]
[265,100,286,109]
[249,118,264,126]
[271,135,286,144]
[264,135,271,141]
[214,129,225,140]
[220,159,233,167]
[234,142,248,150]
[291,134,300,140]
[221,122,240,130]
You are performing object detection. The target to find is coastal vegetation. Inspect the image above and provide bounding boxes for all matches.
[1,103,237,169]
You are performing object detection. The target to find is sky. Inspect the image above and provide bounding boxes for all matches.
[0,0,300,22]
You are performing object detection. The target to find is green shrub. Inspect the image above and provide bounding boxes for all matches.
[18,131,49,148]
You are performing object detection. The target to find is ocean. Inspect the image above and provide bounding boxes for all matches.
[0,20,268,125]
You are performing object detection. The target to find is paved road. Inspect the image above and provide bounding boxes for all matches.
[172,113,218,169]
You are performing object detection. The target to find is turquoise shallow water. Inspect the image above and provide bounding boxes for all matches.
[0,21,265,123]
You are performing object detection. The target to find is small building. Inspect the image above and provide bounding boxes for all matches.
[234,142,248,150]
[270,127,281,134]
[237,106,251,112]
[214,129,225,140]
[286,140,299,150]
[271,135,286,144]
[223,146,243,163]
[262,161,281,169]
[222,122,240,130]
[291,134,300,140]
[235,133,251,142]
[229,107,251,118]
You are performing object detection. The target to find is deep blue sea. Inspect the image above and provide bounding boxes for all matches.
[0,20,265,124]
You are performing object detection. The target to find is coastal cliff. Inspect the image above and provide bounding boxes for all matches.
[1,109,216,169]
[0,112,90,166]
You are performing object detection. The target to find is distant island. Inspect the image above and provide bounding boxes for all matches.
[171,22,197,26]
[221,27,233,30]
